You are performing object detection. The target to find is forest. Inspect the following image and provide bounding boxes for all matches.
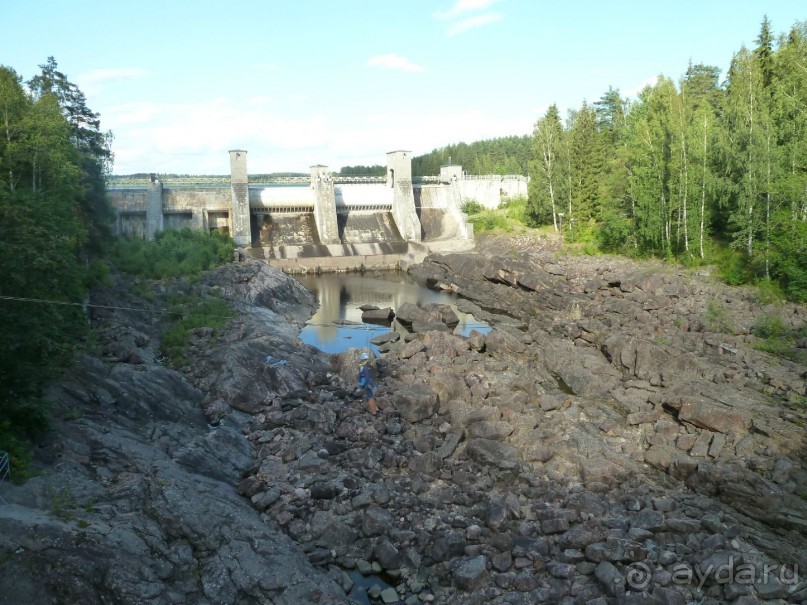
[0,58,115,468]
[527,18,807,301]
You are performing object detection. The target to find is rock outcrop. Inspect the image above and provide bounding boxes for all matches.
[2,238,806,605]
[0,260,346,604]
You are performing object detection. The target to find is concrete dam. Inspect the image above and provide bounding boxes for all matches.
[107,150,527,271]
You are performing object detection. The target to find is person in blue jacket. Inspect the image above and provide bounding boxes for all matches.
[358,352,379,416]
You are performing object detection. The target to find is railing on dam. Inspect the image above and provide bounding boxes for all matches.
[251,204,315,214]
[335,203,393,214]
[463,174,527,182]
[106,174,527,188]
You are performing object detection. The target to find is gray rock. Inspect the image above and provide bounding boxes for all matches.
[452,555,489,592]
[362,507,394,538]
[594,560,625,597]
[465,439,520,469]
[392,383,439,422]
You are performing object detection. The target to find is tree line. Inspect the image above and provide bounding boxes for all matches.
[412,136,530,176]
[0,58,115,466]
[527,17,807,301]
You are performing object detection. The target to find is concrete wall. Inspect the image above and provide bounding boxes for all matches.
[459,177,527,209]
[250,185,315,208]
[335,184,392,208]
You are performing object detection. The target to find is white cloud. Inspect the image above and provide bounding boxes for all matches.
[433,0,500,20]
[446,13,502,36]
[105,96,332,174]
[623,76,659,98]
[78,67,149,95]
[106,96,534,174]
[367,53,424,73]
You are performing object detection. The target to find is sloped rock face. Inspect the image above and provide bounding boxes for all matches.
[0,260,346,605]
[3,242,806,605]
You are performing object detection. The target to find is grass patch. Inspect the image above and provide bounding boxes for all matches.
[161,292,235,365]
[751,314,807,365]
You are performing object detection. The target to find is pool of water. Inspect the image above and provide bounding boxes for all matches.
[294,271,490,355]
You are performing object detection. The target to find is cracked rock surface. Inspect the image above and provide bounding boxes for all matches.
[2,239,806,605]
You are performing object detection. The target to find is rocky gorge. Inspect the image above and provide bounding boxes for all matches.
[1,235,806,605]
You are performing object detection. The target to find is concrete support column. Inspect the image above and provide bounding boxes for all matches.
[310,165,340,244]
[386,150,421,242]
[229,150,251,246]
[146,174,163,240]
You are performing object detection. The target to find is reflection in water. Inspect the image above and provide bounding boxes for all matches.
[294,271,490,355]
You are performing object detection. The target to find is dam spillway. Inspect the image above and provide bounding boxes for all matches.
[107,150,528,271]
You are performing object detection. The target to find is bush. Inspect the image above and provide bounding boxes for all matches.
[704,299,735,334]
[468,211,510,232]
[712,244,750,286]
[566,218,600,255]
[752,313,787,339]
[501,196,528,224]
[596,209,633,252]
[461,199,484,215]
[110,229,234,280]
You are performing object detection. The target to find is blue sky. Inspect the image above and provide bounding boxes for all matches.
[3,1,805,175]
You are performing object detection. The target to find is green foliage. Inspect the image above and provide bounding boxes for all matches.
[596,208,633,252]
[110,229,234,280]
[566,218,601,255]
[160,293,234,365]
[752,313,787,339]
[412,136,531,176]
[528,104,568,226]
[517,19,805,300]
[751,314,807,365]
[0,60,113,479]
[712,243,751,286]
[460,199,484,215]
[501,196,528,224]
[754,278,786,305]
[704,300,735,334]
[467,211,510,232]
[338,164,385,176]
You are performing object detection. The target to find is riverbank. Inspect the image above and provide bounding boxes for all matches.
[1,236,805,604]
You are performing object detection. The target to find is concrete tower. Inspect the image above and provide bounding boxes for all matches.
[229,150,251,247]
[386,150,421,242]
[145,173,164,240]
[310,165,340,244]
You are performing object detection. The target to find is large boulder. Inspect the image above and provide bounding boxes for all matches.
[392,383,439,422]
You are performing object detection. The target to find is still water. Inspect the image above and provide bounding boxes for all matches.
[293,271,491,355]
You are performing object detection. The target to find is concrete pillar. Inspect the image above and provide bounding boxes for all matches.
[229,150,251,246]
[387,150,421,242]
[310,165,340,244]
[439,164,463,183]
[146,174,163,240]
